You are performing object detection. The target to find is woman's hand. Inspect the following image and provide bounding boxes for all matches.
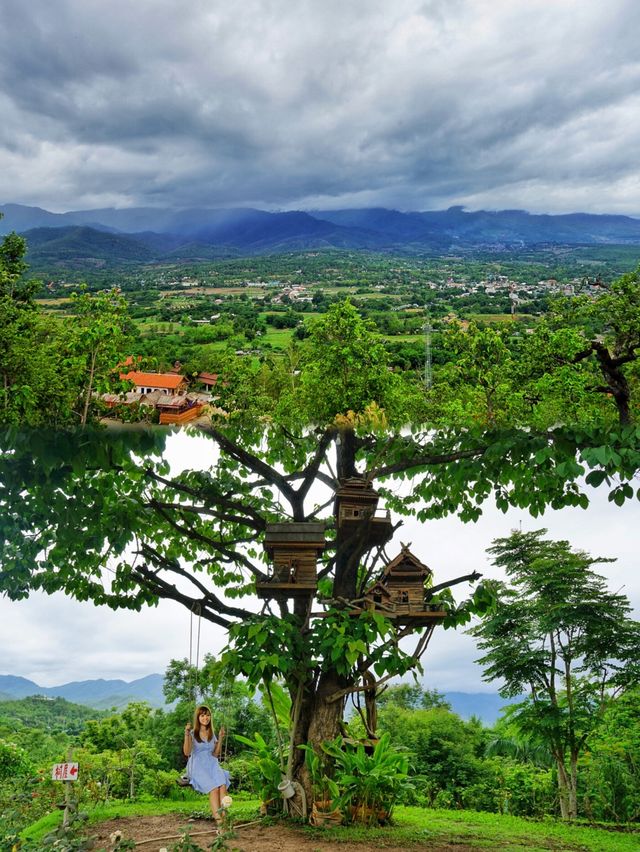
[183,723,193,757]
[218,726,225,739]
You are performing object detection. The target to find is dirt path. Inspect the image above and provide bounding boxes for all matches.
[88,814,478,851]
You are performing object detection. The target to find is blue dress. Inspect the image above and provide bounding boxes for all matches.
[187,732,231,794]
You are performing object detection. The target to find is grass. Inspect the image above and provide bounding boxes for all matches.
[22,799,638,850]
[260,328,295,348]
[21,794,259,842]
[304,806,640,851]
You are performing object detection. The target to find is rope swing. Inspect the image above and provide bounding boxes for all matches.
[189,602,202,703]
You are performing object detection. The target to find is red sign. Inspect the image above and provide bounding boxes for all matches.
[51,763,79,781]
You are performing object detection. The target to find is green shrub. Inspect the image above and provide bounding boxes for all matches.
[321,733,413,823]
[0,740,33,781]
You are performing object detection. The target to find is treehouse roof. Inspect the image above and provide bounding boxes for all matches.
[335,477,380,503]
[365,580,392,599]
[380,545,433,582]
[264,522,326,552]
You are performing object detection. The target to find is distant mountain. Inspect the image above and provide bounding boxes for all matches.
[0,673,166,710]
[0,672,511,723]
[0,675,41,699]
[24,226,155,266]
[5,203,640,259]
[444,692,516,725]
[316,206,640,247]
[0,203,118,233]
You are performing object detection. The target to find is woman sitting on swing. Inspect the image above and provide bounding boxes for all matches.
[183,705,231,824]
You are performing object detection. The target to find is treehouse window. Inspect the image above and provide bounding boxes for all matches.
[274,559,299,582]
[396,590,409,603]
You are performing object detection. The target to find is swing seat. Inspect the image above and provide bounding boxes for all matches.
[176,775,192,788]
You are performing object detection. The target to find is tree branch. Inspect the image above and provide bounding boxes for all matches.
[201,425,298,507]
[137,543,254,621]
[144,468,266,530]
[425,571,482,598]
[372,445,487,479]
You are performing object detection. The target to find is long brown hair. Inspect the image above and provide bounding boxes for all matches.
[193,704,213,742]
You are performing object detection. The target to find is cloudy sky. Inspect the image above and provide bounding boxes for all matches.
[1,431,638,693]
[2,0,640,214]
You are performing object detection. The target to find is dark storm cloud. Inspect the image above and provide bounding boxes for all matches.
[1,0,640,212]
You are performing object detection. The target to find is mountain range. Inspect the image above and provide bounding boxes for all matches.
[0,673,512,723]
[0,673,166,710]
[3,203,640,265]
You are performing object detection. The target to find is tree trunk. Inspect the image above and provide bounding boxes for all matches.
[555,754,572,820]
[593,343,632,426]
[568,750,579,820]
[81,352,97,426]
[291,670,347,807]
[129,763,135,799]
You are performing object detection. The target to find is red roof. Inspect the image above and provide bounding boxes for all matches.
[198,372,220,384]
[121,371,187,390]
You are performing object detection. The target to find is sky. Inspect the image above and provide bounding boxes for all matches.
[1,431,638,694]
[2,1,640,214]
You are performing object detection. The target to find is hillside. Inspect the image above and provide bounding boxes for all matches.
[0,694,104,735]
[444,692,515,725]
[24,226,155,266]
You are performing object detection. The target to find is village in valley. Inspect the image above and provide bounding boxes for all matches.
[71,252,606,425]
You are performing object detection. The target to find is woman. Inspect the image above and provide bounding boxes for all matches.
[183,704,231,823]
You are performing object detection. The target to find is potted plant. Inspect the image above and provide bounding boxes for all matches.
[321,733,413,825]
[299,744,343,826]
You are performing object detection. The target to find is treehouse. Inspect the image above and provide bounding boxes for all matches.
[256,522,326,598]
[363,545,447,623]
[334,477,393,546]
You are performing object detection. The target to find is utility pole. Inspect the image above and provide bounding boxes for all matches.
[424,311,433,389]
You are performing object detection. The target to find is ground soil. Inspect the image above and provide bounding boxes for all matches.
[87,814,479,851]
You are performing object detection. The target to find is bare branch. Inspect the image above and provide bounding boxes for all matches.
[425,571,482,598]
[200,425,298,507]
[138,543,255,620]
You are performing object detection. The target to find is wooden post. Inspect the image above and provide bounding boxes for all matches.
[62,748,73,828]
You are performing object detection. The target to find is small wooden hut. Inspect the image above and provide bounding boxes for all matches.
[363,545,447,623]
[334,477,393,545]
[256,522,326,598]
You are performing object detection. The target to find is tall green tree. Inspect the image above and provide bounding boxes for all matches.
[0,224,133,427]
[471,530,640,819]
[61,287,133,425]
[0,227,72,426]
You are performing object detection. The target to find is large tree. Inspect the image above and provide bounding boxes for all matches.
[0,227,64,426]
[2,298,640,807]
[471,530,640,820]
[0,223,133,427]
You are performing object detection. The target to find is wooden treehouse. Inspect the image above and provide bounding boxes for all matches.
[363,545,447,624]
[334,477,393,546]
[256,522,326,598]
